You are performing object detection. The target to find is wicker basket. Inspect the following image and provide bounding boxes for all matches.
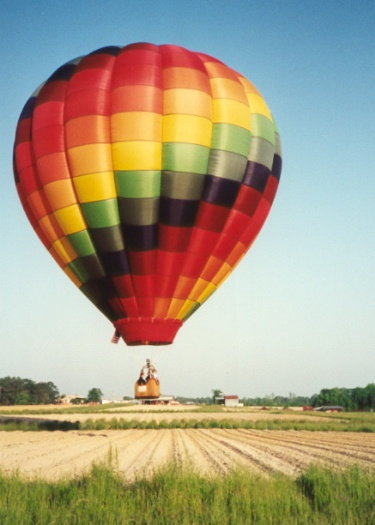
[134,378,160,399]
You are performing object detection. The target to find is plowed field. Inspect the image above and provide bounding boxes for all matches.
[1,429,374,481]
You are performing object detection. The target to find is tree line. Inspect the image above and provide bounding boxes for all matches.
[1,376,374,411]
[239,384,375,411]
[310,384,375,411]
[0,377,104,406]
[199,384,375,411]
[240,394,312,408]
[0,377,59,405]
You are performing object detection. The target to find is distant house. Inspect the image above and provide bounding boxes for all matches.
[215,395,243,407]
[315,405,344,412]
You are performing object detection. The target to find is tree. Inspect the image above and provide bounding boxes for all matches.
[352,387,368,411]
[32,382,60,404]
[365,384,375,410]
[87,388,103,404]
[0,377,30,405]
[212,389,223,404]
[14,391,31,405]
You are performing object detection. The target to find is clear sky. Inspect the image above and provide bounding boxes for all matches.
[1,0,374,400]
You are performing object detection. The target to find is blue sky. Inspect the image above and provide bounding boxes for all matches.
[1,0,374,399]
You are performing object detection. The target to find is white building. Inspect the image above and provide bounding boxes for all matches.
[215,395,243,407]
[224,395,243,407]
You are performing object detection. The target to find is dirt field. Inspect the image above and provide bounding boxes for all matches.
[1,428,374,481]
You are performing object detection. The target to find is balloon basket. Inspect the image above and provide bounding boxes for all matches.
[134,377,160,399]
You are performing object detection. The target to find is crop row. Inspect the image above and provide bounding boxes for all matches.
[1,416,374,432]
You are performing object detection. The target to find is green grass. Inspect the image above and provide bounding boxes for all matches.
[0,419,79,431]
[0,463,373,524]
[1,415,375,432]
[1,408,375,432]
[77,417,375,432]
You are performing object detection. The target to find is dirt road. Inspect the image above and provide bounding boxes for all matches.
[1,429,374,481]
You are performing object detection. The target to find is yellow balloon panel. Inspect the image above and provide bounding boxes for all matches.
[112,141,162,171]
[246,93,272,120]
[196,282,216,304]
[176,299,197,320]
[73,172,117,203]
[53,204,87,235]
[162,114,212,147]
[212,99,251,130]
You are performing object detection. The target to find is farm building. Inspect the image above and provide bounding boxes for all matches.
[215,395,243,407]
[139,396,178,405]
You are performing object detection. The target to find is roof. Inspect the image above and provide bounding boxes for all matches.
[224,395,239,399]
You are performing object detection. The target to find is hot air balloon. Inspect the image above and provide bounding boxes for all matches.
[13,43,281,346]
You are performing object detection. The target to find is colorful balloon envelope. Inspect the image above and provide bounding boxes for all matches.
[13,43,282,345]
